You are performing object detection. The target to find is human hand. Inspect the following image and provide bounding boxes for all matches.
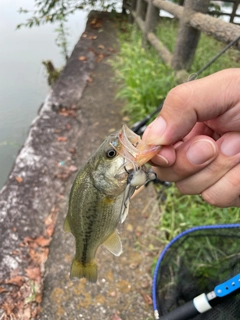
[143,68,240,207]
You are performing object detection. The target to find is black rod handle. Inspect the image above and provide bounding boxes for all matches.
[159,293,213,320]
[159,300,199,320]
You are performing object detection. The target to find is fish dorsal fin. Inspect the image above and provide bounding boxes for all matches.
[102,230,122,256]
[63,216,71,233]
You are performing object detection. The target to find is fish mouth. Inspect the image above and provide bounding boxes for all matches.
[110,124,162,169]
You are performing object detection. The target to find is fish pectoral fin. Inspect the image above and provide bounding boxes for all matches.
[120,200,130,224]
[120,184,135,223]
[70,258,98,283]
[102,230,122,256]
[63,216,71,233]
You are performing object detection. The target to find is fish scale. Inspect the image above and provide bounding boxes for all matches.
[63,126,158,282]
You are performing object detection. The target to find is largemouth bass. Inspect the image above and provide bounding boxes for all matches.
[64,125,161,282]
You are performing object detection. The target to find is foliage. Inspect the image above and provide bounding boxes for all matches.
[157,185,240,242]
[157,186,240,290]
[17,0,118,29]
[42,61,62,86]
[191,32,240,78]
[156,19,178,53]
[112,27,176,124]
[17,1,118,62]
[113,20,240,246]
[156,19,240,78]
[208,2,222,17]
[55,21,69,61]
[113,19,239,124]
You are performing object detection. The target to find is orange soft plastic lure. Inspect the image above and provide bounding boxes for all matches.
[111,124,161,167]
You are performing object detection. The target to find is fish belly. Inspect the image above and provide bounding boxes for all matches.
[66,171,123,281]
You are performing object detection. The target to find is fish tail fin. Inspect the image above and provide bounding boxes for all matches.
[70,258,98,283]
[63,215,71,233]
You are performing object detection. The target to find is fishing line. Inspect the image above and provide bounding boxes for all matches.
[132,35,240,191]
[188,34,240,81]
[149,35,240,320]
[132,34,240,135]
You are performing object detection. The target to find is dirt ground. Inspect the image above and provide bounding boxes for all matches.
[0,11,163,319]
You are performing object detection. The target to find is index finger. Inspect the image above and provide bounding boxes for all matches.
[143,68,240,145]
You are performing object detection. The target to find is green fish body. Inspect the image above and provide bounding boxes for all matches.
[64,130,156,283]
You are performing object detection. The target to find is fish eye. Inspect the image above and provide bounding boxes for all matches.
[106,148,117,159]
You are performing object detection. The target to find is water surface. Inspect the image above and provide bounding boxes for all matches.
[0,0,87,188]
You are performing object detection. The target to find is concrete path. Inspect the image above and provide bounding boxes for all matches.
[0,11,163,320]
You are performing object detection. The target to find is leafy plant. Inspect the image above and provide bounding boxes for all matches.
[17,1,118,29]
[112,27,176,124]
[55,21,69,61]
[191,32,240,78]
[42,60,62,86]
[113,16,240,303]
[17,1,119,61]
[114,18,240,215]
[113,19,239,125]
[157,185,240,242]
[156,18,240,78]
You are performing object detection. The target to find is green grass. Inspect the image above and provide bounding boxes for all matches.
[157,185,240,242]
[156,19,240,78]
[113,19,239,124]
[112,27,177,124]
[113,18,240,243]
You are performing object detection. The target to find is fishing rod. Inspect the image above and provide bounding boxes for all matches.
[155,273,240,320]
[136,35,240,319]
[131,34,240,136]
[132,35,240,188]
[188,34,240,81]
[132,34,240,188]
[131,102,163,135]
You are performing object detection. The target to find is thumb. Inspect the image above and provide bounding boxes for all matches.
[142,69,240,145]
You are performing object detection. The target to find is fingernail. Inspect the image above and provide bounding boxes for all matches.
[187,140,216,165]
[220,133,240,156]
[143,116,167,144]
[154,154,169,166]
